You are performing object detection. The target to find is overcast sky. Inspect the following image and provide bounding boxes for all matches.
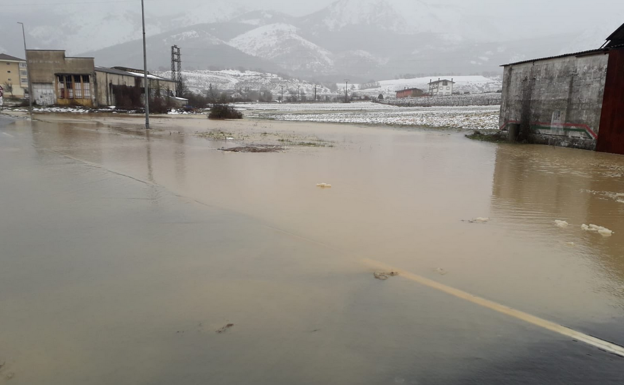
[1,0,623,57]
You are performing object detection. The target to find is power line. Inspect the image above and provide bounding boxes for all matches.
[2,0,172,6]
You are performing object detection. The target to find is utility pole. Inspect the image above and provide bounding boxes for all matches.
[297,85,300,102]
[314,85,317,102]
[171,45,182,97]
[141,0,150,129]
[344,79,349,103]
[17,22,33,120]
[280,85,284,103]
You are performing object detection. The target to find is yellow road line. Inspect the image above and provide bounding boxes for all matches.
[363,258,624,357]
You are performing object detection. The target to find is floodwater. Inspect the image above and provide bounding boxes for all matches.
[1,113,623,384]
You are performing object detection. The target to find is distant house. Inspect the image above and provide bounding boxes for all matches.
[0,53,28,98]
[396,88,424,98]
[428,79,454,96]
[499,22,624,155]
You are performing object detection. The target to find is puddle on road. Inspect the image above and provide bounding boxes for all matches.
[2,115,624,384]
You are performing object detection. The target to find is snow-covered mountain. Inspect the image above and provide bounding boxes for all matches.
[230,10,295,27]
[229,24,334,73]
[4,0,618,85]
[302,0,412,34]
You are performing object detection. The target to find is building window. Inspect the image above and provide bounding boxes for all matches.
[443,81,448,86]
[56,74,91,99]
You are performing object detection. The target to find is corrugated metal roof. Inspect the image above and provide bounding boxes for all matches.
[0,53,25,62]
[95,66,173,82]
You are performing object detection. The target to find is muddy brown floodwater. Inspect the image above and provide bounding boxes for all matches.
[1,113,623,384]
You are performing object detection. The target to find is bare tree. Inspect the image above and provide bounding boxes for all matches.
[3,82,14,97]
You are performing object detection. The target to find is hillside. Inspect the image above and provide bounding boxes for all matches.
[154,69,334,98]
[229,24,334,74]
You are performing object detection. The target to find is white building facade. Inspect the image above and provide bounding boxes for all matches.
[428,79,455,96]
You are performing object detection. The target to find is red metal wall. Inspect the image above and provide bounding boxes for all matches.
[597,48,624,155]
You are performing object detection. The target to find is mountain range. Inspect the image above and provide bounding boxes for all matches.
[2,0,622,82]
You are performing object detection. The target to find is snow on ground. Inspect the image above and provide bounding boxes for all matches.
[237,102,500,130]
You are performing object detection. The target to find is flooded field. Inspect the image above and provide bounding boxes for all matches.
[1,113,623,384]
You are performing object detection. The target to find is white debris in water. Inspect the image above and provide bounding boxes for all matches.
[555,220,569,228]
[316,183,332,188]
[582,224,614,237]
[474,217,490,223]
[227,137,234,140]
[566,242,576,247]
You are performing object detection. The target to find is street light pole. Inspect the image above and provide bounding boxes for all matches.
[17,22,33,120]
[141,0,150,129]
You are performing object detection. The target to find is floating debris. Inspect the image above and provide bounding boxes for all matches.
[581,224,614,237]
[374,271,399,280]
[555,220,569,228]
[463,217,490,224]
[216,324,235,334]
[316,183,332,188]
[220,146,282,153]
[436,268,449,276]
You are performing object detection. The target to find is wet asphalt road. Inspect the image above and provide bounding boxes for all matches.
[0,115,623,385]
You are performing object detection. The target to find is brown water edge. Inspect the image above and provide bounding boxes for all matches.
[2,113,624,383]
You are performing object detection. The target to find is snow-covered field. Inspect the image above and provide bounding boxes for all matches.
[237,102,501,130]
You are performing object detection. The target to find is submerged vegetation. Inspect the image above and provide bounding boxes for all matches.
[465,130,507,143]
[208,104,243,120]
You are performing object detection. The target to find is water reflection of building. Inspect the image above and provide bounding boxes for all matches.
[491,145,624,278]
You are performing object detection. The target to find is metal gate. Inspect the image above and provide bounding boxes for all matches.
[32,83,56,106]
[596,48,624,155]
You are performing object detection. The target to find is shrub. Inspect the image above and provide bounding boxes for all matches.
[208,104,243,120]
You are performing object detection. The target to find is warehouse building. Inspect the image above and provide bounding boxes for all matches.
[499,23,624,155]
[95,66,179,107]
[26,50,180,108]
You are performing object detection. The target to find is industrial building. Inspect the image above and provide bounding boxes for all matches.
[0,53,29,98]
[499,23,624,155]
[395,88,424,98]
[26,50,180,108]
[95,66,179,107]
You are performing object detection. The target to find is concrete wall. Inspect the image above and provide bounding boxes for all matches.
[500,52,609,150]
[26,50,95,107]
